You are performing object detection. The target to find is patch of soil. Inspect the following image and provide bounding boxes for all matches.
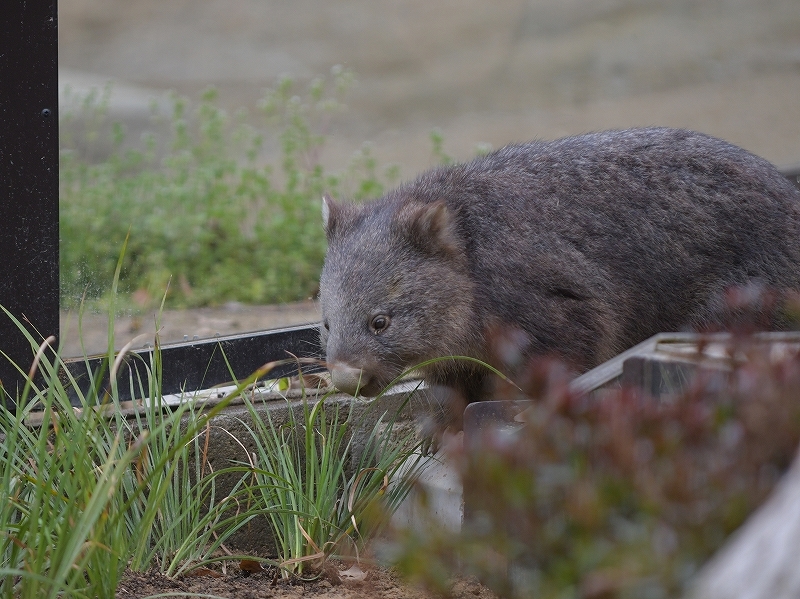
[59,300,320,358]
[116,564,497,599]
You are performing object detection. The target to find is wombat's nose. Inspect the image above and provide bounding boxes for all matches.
[328,362,370,396]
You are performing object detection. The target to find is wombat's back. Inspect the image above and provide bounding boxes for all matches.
[409,128,800,363]
[320,127,800,399]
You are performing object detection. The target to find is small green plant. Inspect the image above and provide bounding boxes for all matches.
[429,128,454,166]
[236,388,423,577]
[120,384,256,577]
[0,331,147,599]
[0,321,284,597]
[59,68,401,312]
[0,247,264,596]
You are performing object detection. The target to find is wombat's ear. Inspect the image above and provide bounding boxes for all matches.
[400,201,464,257]
[322,193,342,240]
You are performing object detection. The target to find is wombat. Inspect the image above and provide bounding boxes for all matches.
[319,127,800,404]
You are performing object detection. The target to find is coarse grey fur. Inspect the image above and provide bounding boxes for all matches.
[319,127,800,403]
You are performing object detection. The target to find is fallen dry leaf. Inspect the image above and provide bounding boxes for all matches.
[239,559,265,575]
[186,567,222,578]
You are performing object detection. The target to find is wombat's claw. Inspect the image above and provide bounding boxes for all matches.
[417,415,445,456]
[420,433,438,457]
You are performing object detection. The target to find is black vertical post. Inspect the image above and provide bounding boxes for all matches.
[0,2,60,404]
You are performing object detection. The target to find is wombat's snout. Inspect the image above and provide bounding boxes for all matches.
[328,362,377,397]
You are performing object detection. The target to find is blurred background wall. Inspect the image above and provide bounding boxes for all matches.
[59,0,800,173]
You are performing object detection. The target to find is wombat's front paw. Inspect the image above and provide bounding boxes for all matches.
[418,417,463,456]
[418,384,467,455]
[418,415,441,456]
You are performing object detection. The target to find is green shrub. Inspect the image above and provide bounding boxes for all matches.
[59,69,399,311]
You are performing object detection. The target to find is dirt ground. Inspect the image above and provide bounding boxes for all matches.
[59,301,320,357]
[117,565,497,599]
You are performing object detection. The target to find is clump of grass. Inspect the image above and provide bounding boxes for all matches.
[120,378,258,578]
[0,331,146,599]
[59,68,400,312]
[0,273,425,594]
[234,387,424,578]
[0,328,288,597]
[0,247,266,596]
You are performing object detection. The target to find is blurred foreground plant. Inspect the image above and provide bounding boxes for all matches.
[392,332,800,599]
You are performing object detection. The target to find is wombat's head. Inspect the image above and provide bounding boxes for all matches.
[319,192,474,397]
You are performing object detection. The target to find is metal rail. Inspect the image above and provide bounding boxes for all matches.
[60,323,323,405]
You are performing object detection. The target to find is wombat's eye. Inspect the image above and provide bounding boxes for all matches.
[370,314,391,334]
